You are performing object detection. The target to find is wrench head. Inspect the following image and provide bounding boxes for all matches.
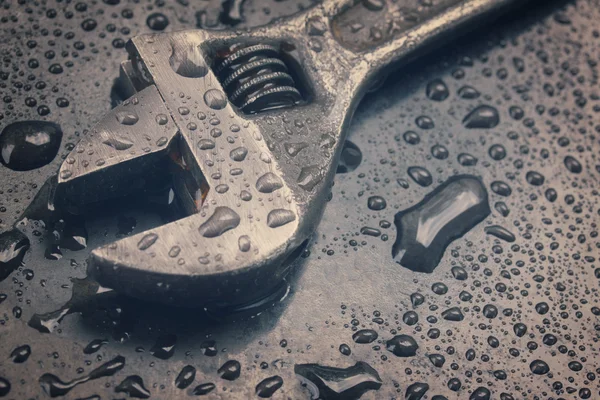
[55,28,344,307]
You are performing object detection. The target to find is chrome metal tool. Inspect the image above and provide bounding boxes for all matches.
[56,0,520,307]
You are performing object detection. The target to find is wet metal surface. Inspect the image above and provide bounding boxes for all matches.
[1,0,600,399]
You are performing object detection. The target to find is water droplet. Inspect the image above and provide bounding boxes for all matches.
[431,144,449,159]
[490,181,512,196]
[513,322,527,337]
[40,356,125,397]
[238,235,251,252]
[470,387,491,400]
[10,344,31,363]
[267,209,296,228]
[146,12,169,31]
[0,377,9,397]
[0,121,62,171]
[529,360,549,375]
[457,85,480,99]
[544,188,557,202]
[199,207,240,237]
[463,105,499,129]
[482,304,498,318]
[525,171,545,186]
[256,172,283,193]
[192,382,216,395]
[0,229,30,282]
[138,233,158,250]
[155,114,169,125]
[484,225,515,242]
[367,196,386,210]
[339,344,351,356]
[403,131,420,145]
[175,365,196,389]
[115,110,139,125]
[101,133,134,150]
[407,166,433,187]
[294,362,382,399]
[218,360,241,381]
[426,79,449,101]
[488,144,506,160]
[230,146,248,161]
[83,339,107,354]
[457,153,478,166]
[204,89,228,110]
[115,375,150,399]
[337,140,362,173]
[297,165,324,191]
[169,43,208,78]
[284,142,308,157]
[386,335,418,357]
[415,115,434,129]
[255,376,283,398]
[197,139,215,150]
[564,155,582,173]
[405,382,429,400]
[393,176,490,273]
[240,190,252,201]
[150,334,176,359]
[441,307,464,321]
[215,184,229,194]
[352,329,378,344]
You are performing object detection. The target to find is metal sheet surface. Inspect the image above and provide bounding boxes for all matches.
[1,0,599,399]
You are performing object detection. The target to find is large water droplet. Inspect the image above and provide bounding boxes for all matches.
[484,225,515,242]
[150,334,176,359]
[199,207,240,237]
[352,329,378,344]
[405,382,429,400]
[564,155,582,173]
[0,229,30,282]
[115,110,139,125]
[0,121,62,171]
[137,233,158,250]
[336,140,363,173]
[0,377,9,397]
[40,356,125,397]
[175,365,196,389]
[218,360,241,381]
[256,172,283,193]
[192,382,216,395]
[255,376,283,398]
[267,209,296,228]
[294,361,382,399]
[386,334,418,357]
[204,89,228,110]
[115,375,150,399]
[101,132,134,150]
[392,175,490,273]
[169,43,208,78]
[9,344,31,363]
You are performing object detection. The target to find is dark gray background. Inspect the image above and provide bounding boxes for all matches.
[1,0,599,398]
